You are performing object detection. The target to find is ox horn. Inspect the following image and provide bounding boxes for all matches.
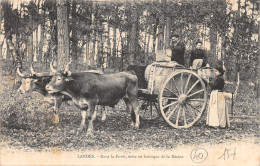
[17,66,26,77]
[50,60,58,73]
[30,63,36,75]
[31,62,53,77]
[64,60,72,75]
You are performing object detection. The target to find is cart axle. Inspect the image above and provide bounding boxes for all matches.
[178,94,187,105]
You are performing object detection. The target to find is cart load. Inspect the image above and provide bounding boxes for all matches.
[144,61,185,94]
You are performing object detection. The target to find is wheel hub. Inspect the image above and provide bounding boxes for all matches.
[178,94,187,105]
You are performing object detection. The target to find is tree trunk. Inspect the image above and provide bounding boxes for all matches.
[6,43,10,60]
[146,33,150,65]
[37,0,42,62]
[112,6,118,68]
[123,2,131,65]
[209,27,217,59]
[143,28,147,64]
[157,13,164,50]
[28,14,33,66]
[35,25,39,62]
[0,3,2,28]
[221,33,227,80]
[84,37,88,64]
[165,16,171,49]
[91,3,97,67]
[119,30,123,70]
[257,5,260,103]
[71,1,78,67]
[100,23,105,69]
[0,41,3,60]
[38,21,44,62]
[56,0,70,70]
[92,17,97,67]
[107,23,111,68]
[0,4,2,59]
[129,5,139,65]
[238,0,241,16]
[221,1,227,80]
[96,21,101,68]
[152,16,158,53]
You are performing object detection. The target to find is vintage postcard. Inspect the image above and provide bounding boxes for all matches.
[0,0,259,165]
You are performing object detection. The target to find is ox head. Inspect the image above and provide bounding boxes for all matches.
[46,60,103,94]
[45,61,74,94]
[17,63,53,94]
[45,73,72,94]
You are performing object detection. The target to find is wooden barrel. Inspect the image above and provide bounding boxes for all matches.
[144,61,185,94]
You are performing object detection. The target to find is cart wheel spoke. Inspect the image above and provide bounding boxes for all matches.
[171,78,180,95]
[183,105,187,126]
[152,101,159,112]
[144,101,149,111]
[166,103,179,119]
[175,105,182,126]
[189,98,205,102]
[140,100,147,109]
[187,102,201,113]
[162,101,178,110]
[161,97,178,101]
[185,80,199,95]
[164,87,179,97]
[149,101,153,119]
[188,89,204,98]
[180,73,183,94]
[184,73,192,94]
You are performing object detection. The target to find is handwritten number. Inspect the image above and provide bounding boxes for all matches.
[190,148,208,163]
[218,148,236,160]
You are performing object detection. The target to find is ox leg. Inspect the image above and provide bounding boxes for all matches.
[127,96,140,129]
[96,105,106,121]
[78,110,87,133]
[101,106,106,122]
[123,98,139,129]
[52,96,63,124]
[87,104,97,134]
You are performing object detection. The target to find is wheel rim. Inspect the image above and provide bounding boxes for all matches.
[159,70,207,128]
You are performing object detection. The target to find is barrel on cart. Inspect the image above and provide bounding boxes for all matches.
[128,61,217,128]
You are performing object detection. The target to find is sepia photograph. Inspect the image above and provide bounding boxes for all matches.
[0,0,259,165]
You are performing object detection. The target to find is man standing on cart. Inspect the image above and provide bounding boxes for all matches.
[170,33,185,66]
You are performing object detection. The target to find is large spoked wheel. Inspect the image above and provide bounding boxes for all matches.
[138,93,161,121]
[159,70,207,128]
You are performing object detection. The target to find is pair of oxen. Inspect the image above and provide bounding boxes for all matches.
[17,61,140,134]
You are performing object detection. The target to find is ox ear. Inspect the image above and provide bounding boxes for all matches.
[30,73,37,78]
[64,71,72,76]
[64,60,72,76]
[65,76,74,82]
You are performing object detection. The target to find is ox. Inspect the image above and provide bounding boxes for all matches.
[17,62,106,124]
[45,64,140,133]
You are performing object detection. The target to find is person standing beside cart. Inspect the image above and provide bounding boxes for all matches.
[206,61,237,128]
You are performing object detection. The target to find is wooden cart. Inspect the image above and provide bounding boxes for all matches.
[135,61,217,128]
